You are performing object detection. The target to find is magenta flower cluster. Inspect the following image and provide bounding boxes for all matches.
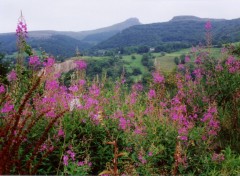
[152,71,164,84]
[7,70,17,82]
[16,21,27,38]
[75,60,87,70]
[29,55,41,66]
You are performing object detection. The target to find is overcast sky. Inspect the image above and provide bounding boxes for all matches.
[0,0,239,33]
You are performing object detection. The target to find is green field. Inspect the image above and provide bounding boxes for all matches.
[73,47,222,77]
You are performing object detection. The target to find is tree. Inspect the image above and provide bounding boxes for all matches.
[132,68,142,76]
[0,53,9,83]
[174,57,180,65]
[137,46,149,54]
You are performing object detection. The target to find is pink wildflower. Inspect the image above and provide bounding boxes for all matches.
[132,83,143,91]
[212,153,225,163]
[43,57,55,67]
[16,20,27,38]
[7,70,17,82]
[127,111,135,118]
[79,79,86,86]
[78,161,85,166]
[89,84,100,97]
[195,56,202,64]
[45,80,59,90]
[130,92,137,105]
[205,21,212,30]
[148,89,156,99]
[185,56,190,63]
[1,101,14,113]
[0,85,5,94]
[69,85,79,92]
[152,71,164,84]
[178,64,185,70]
[216,63,223,72]
[138,154,147,164]
[63,155,69,166]
[29,55,40,66]
[119,117,131,130]
[193,68,202,79]
[75,60,87,70]
[46,110,56,118]
[58,128,65,137]
[67,150,76,161]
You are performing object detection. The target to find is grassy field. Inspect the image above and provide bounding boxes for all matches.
[70,47,222,77]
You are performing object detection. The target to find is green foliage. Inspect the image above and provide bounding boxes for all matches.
[95,19,240,51]
[0,53,9,83]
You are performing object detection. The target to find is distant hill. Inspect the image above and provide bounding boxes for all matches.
[170,15,226,22]
[27,18,141,44]
[0,18,141,57]
[0,34,91,58]
[94,16,240,51]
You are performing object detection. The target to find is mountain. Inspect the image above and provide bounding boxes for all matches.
[94,16,240,51]
[0,18,141,57]
[27,17,141,44]
[0,34,91,58]
[170,15,226,22]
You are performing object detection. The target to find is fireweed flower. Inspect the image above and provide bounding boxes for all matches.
[43,57,55,67]
[195,56,202,64]
[113,110,124,119]
[212,153,225,163]
[78,161,85,166]
[178,64,185,70]
[45,80,59,90]
[129,92,138,105]
[75,60,87,70]
[193,68,202,79]
[225,56,240,73]
[67,150,76,161]
[69,85,79,92]
[46,110,56,118]
[205,21,212,31]
[1,101,14,113]
[29,55,40,66]
[84,97,98,109]
[0,85,5,94]
[7,70,17,82]
[16,21,27,38]
[152,71,164,84]
[63,155,69,166]
[119,117,131,130]
[127,111,135,118]
[201,106,220,138]
[58,128,65,137]
[215,62,223,72]
[89,84,100,97]
[132,83,143,91]
[185,56,190,63]
[148,89,156,99]
[138,154,147,164]
[79,79,86,86]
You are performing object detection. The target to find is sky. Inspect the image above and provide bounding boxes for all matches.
[0,0,239,33]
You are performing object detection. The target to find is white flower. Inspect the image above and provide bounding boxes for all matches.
[69,97,81,111]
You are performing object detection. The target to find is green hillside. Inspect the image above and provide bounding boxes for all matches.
[94,17,240,50]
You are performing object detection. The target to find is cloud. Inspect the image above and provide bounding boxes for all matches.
[0,0,239,33]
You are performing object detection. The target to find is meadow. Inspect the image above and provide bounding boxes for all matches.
[0,19,240,175]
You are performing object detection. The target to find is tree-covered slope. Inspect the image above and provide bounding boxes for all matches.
[94,17,240,50]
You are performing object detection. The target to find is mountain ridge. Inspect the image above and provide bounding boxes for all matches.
[0,18,141,56]
[94,17,240,51]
